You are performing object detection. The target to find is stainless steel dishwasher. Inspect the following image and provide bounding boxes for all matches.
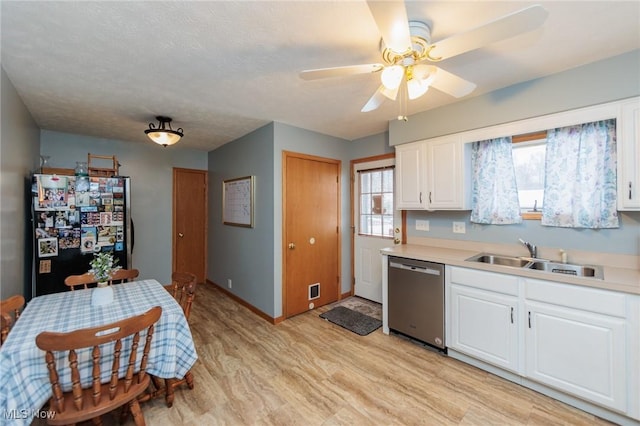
[388,256,445,350]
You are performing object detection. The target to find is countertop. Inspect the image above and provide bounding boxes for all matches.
[381,244,640,296]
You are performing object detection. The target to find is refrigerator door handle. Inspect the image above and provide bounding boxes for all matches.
[131,219,134,253]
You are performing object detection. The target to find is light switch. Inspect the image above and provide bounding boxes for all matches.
[415,220,430,231]
[452,222,466,234]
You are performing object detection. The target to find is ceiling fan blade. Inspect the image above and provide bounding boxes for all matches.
[366,0,412,54]
[428,5,548,61]
[361,85,387,112]
[430,67,476,98]
[300,64,383,80]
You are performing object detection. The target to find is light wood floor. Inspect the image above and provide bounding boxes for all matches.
[58,283,614,425]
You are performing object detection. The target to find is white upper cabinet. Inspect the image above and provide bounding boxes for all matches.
[395,136,470,210]
[618,97,640,210]
[426,137,471,209]
[395,140,428,209]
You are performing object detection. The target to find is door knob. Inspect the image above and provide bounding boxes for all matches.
[178,233,184,238]
[288,243,295,249]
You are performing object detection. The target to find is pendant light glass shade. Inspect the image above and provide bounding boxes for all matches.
[407,65,437,100]
[380,65,404,90]
[145,116,184,147]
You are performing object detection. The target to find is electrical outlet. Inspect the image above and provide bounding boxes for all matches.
[415,220,430,231]
[227,278,232,288]
[452,222,466,234]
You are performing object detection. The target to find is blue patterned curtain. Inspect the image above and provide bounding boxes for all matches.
[471,137,522,225]
[542,119,618,228]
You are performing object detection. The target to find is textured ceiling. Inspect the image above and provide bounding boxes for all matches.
[2,1,639,151]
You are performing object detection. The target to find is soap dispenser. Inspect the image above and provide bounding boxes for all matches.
[560,249,568,264]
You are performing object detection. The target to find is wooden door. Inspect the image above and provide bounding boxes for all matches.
[283,152,340,318]
[173,168,207,283]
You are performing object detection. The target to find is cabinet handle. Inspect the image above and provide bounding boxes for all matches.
[429,191,432,204]
[630,182,633,200]
[419,192,422,204]
[528,311,531,328]
[510,307,514,324]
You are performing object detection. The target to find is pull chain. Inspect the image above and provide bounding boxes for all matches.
[397,80,408,122]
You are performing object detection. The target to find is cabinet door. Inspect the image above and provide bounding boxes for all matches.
[525,301,626,411]
[395,141,427,209]
[427,139,467,209]
[449,284,519,373]
[618,98,640,210]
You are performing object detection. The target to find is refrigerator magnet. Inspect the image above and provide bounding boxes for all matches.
[38,238,58,258]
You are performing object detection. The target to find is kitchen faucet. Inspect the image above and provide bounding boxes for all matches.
[519,238,537,258]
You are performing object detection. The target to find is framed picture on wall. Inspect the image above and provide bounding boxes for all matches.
[222,176,254,228]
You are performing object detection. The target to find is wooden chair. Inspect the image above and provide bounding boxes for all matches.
[162,271,197,407]
[1,295,25,345]
[35,306,162,426]
[64,269,139,290]
[109,268,140,284]
[64,272,98,290]
[164,271,197,320]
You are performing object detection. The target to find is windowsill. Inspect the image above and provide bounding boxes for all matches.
[522,212,542,220]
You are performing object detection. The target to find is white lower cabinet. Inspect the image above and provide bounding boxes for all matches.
[523,278,629,413]
[524,300,626,411]
[446,266,639,421]
[447,267,519,373]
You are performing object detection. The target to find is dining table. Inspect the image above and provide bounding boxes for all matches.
[0,279,198,426]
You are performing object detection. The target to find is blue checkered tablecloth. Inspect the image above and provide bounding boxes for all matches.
[0,279,198,426]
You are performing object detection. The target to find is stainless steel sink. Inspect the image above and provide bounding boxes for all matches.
[465,253,531,268]
[527,261,604,279]
[465,252,604,280]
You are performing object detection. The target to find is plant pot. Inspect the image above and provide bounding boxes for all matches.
[91,283,114,307]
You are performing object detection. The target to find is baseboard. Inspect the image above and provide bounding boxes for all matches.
[205,279,283,324]
[341,290,352,299]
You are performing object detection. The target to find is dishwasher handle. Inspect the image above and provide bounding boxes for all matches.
[389,261,441,276]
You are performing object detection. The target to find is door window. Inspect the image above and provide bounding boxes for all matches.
[358,168,394,238]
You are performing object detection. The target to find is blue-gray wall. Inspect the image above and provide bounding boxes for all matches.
[207,123,276,316]
[273,122,352,317]
[207,122,393,318]
[40,131,208,285]
[0,68,40,298]
[405,211,640,256]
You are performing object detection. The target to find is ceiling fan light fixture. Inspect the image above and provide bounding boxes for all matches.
[406,65,437,100]
[380,65,404,90]
[407,78,430,100]
[145,116,184,147]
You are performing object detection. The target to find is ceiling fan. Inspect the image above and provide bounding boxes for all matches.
[300,0,548,116]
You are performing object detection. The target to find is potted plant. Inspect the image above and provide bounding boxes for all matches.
[88,252,121,306]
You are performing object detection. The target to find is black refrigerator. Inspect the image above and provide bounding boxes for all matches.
[31,174,132,296]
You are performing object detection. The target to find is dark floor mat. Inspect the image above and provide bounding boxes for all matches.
[319,306,382,336]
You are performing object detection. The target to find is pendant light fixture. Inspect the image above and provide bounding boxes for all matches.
[145,116,184,147]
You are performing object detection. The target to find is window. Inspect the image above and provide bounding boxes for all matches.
[512,132,547,219]
[358,167,394,237]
